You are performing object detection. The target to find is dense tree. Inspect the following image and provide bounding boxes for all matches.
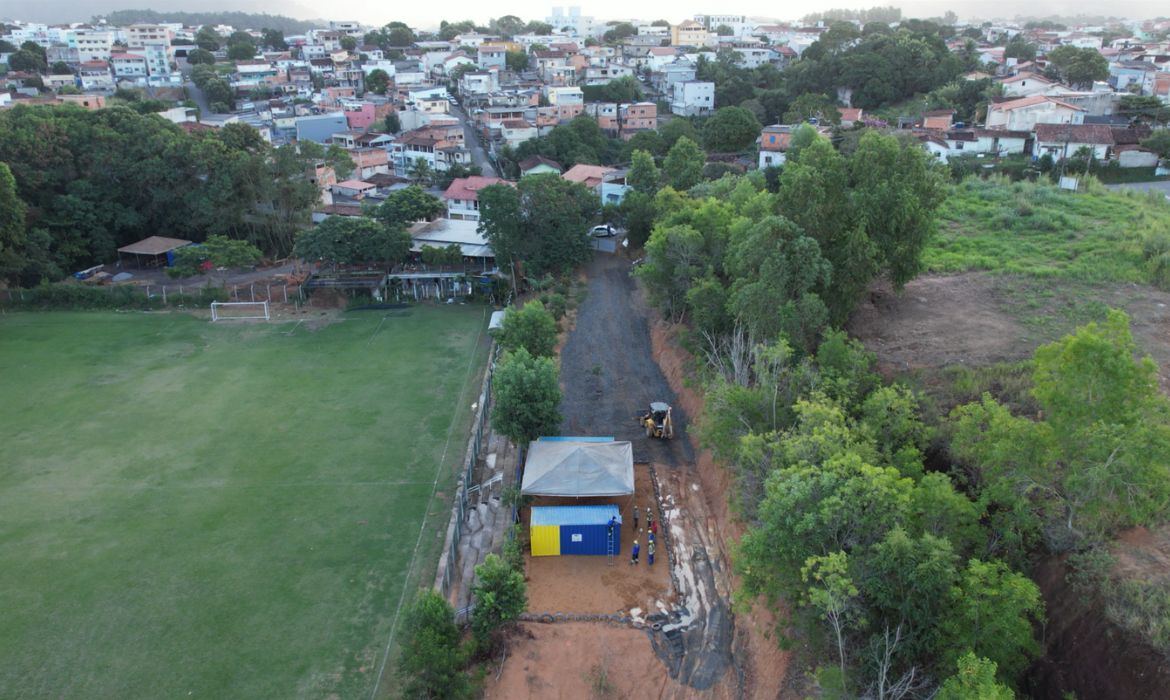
[194,26,220,51]
[1004,33,1037,62]
[260,28,287,50]
[187,48,216,65]
[0,105,319,284]
[602,22,637,43]
[0,162,27,280]
[471,553,527,653]
[7,49,46,73]
[581,75,642,103]
[725,216,831,351]
[365,68,390,95]
[784,93,840,125]
[505,50,529,72]
[227,42,256,61]
[662,137,705,192]
[936,653,1014,700]
[491,347,562,445]
[384,112,401,134]
[50,61,72,75]
[1045,45,1109,88]
[702,106,762,153]
[627,149,660,194]
[374,186,444,227]
[619,190,657,249]
[499,301,558,358]
[293,216,410,269]
[1142,130,1170,159]
[478,174,597,276]
[168,235,261,277]
[658,118,699,151]
[395,590,470,699]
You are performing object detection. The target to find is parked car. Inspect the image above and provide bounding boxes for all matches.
[590,224,615,238]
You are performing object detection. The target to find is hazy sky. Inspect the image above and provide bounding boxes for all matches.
[4,0,1165,28]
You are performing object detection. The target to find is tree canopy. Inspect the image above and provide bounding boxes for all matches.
[491,347,562,446]
[477,174,597,277]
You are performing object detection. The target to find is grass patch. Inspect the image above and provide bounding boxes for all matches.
[0,308,489,699]
[1105,578,1170,657]
[926,176,1170,286]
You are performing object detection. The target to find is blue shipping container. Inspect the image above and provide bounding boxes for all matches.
[531,505,621,556]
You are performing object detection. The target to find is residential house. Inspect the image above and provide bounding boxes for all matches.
[459,70,500,95]
[331,179,377,199]
[519,155,562,176]
[950,129,1032,157]
[443,176,511,220]
[731,47,774,69]
[71,29,113,62]
[643,47,681,72]
[1110,61,1158,95]
[348,148,391,179]
[758,124,795,168]
[922,109,955,130]
[671,20,715,48]
[1000,73,1072,97]
[651,59,697,94]
[478,45,506,70]
[1032,123,1115,160]
[985,95,1085,131]
[79,61,114,90]
[622,102,657,137]
[392,126,470,178]
[583,63,636,85]
[546,86,584,106]
[837,107,864,127]
[562,163,628,204]
[671,80,715,117]
[111,52,148,79]
[1111,126,1159,167]
[500,119,538,148]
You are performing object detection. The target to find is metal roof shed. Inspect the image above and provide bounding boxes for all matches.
[116,236,193,268]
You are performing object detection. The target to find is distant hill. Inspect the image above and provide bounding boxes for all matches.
[94,9,325,33]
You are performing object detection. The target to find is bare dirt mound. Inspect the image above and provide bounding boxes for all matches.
[848,272,1170,388]
[847,273,1030,372]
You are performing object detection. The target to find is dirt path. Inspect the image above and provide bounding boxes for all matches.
[488,254,753,698]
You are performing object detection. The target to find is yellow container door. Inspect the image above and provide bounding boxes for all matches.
[530,525,561,556]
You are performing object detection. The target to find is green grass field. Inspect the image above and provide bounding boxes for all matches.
[925,176,1170,286]
[0,307,489,699]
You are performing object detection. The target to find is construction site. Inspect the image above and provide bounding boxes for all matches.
[438,254,795,698]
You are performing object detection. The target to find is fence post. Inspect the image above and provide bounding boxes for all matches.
[250,284,255,302]
[283,284,288,304]
[233,285,238,301]
[162,286,167,305]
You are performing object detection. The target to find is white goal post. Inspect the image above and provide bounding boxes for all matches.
[210,301,270,321]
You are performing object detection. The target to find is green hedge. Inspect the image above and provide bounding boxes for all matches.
[0,284,229,311]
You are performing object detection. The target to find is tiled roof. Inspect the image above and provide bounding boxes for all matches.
[442,176,511,201]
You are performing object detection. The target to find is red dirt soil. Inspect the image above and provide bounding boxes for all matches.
[486,623,720,700]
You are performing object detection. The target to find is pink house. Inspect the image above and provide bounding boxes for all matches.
[344,102,377,130]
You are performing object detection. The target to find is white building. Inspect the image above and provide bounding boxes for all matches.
[71,29,113,63]
[547,6,604,38]
[671,80,715,117]
[693,14,752,37]
[985,95,1085,131]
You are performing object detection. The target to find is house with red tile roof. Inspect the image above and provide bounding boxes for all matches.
[442,176,512,221]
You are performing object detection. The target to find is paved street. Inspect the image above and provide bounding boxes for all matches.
[449,102,497,177]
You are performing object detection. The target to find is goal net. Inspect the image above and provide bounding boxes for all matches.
[210,301,270,321]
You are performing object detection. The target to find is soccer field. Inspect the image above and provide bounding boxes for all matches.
[0,307,489,699]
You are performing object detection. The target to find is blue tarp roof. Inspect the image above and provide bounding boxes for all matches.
[531,505,621,527]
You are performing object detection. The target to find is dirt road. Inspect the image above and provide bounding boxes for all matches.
[557,254,736,691]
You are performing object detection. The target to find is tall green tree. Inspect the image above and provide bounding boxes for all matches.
[627,149,660,194]
[662,137,705,192]
[491,347,562,445]
[396,590,470,699]
[478,175,596,276]
[0,161,27,280]
[702,106,762,152]
[365,68,390,95]
[1045,45,1109,88]
[935,653,1014,700]
[374,185,444,227]
[499,301,558,358]
[725,216,831,351]
[471,554,528,653]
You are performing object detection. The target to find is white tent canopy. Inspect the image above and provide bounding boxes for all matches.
[520,440,635,497]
